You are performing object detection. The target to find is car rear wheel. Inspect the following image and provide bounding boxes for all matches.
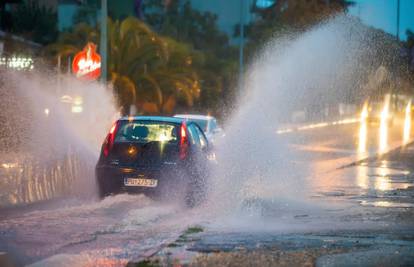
[97,180,113,199]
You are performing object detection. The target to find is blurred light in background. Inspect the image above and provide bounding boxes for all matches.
[71,105,83,113]
[61,95,73,103]
[358,102,368,154]
[379,95,390,153]
[1,163,18,169]
[0,56,34,70]
[403,100,412,145]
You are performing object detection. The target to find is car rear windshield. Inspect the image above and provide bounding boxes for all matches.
[114,121,179,144]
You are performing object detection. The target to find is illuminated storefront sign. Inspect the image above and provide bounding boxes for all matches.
[72,42,101,80]
[0,56,34,70]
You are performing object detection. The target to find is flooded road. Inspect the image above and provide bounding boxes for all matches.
[0,195,190,266]
[1,118,414,266]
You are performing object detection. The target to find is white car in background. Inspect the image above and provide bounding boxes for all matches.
[174,114,223,142]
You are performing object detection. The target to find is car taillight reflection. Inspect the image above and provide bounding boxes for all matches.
[180,122,189,160]
[103,121,119,157]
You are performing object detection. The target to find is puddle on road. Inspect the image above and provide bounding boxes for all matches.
[307,161,414,214]
[359,200,414,208]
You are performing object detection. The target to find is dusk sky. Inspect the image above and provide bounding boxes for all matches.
[348,0,414,40]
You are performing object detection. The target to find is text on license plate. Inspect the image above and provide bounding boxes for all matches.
[124,178,158,187]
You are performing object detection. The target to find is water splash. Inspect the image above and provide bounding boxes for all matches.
[379,94,390,153]
[358,101,368,154]
[0,70,118,206]
[207,16,392,216]
[403,99,412,145]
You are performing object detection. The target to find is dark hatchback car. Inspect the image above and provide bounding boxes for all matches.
[96,116,211,206]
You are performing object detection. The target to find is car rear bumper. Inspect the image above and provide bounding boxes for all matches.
[95,164,185,196]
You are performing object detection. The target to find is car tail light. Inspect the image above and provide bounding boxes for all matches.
[103,121,119,157]
[179,122,189,160]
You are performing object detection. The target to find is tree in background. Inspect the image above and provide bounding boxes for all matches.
[405,30,414,71]
[73,1,99,27]
[240,0,353,59]
[45,17,200,115]
[401,29,414,91]
[108,18,200,114]
[266,0,352,28]
[8,0,58,44]
[142,0,238,113]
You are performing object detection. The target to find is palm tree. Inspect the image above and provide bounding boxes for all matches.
[44,17,200,115]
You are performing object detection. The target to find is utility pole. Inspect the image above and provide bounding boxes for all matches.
[396,0,400,41]
[395,0,401,105]
[239,0,245,90]
[100,0,108,83]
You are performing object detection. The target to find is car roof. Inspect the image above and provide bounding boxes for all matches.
[119,116,185,124]
[174,114,214,121]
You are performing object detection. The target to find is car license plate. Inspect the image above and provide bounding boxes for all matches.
[124,178,158,187]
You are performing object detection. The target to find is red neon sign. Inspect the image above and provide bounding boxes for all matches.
[72,42,101,80]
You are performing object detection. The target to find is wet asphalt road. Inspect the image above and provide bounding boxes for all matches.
[0,118,414,266]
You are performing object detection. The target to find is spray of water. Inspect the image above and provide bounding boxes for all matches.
[0,16,404,225]
[358,101,368,154]
[403,99,412,145]
[379,94,391,153]
[206,16,389,219]
[0,70,118,206]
